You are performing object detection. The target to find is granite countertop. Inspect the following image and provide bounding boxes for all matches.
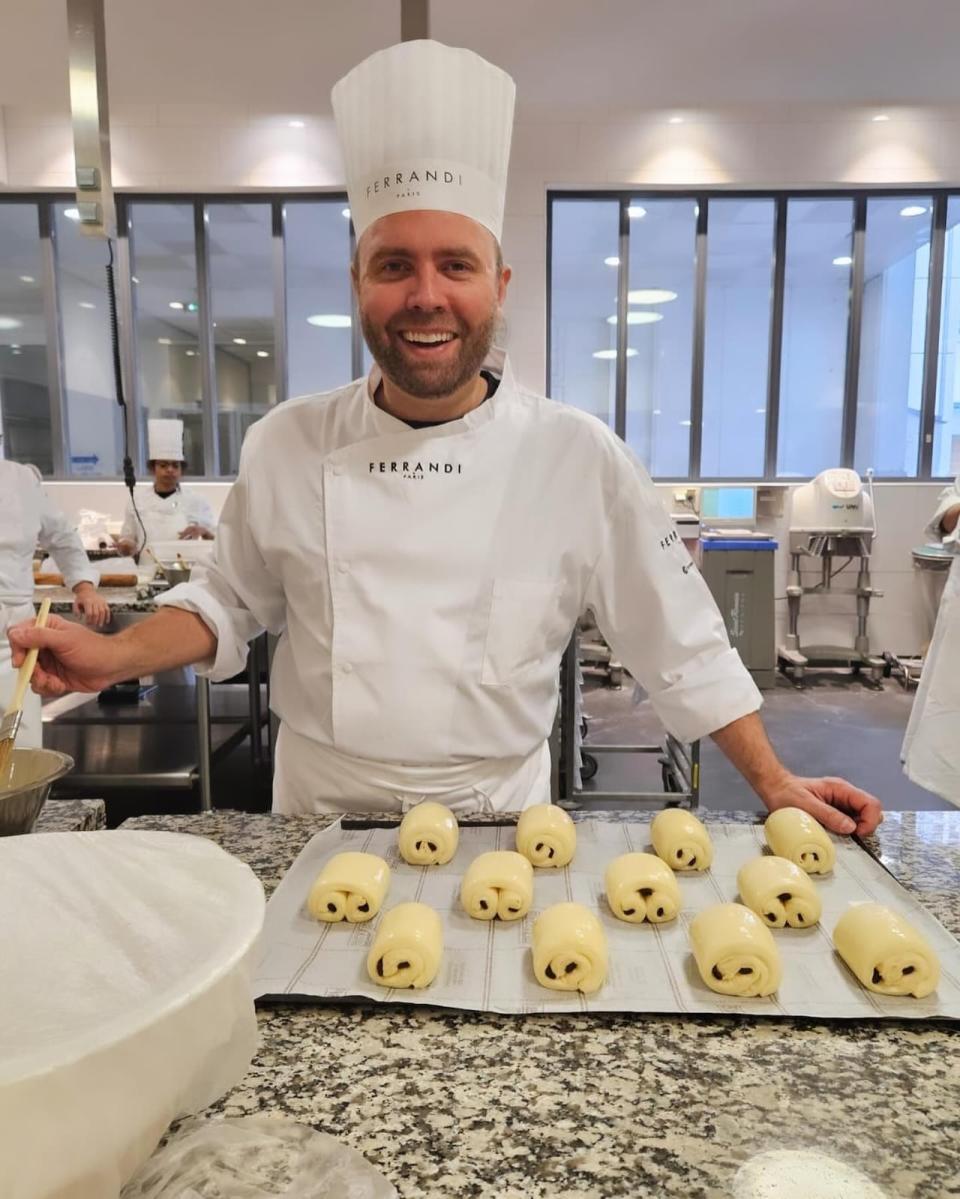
[33,798,106,832]
[37,585,162,615]
[118,808,960,1198]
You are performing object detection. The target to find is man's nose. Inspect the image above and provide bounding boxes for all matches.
[404,265,445,310]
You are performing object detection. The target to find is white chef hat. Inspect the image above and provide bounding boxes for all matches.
[331,39,516,243]
[147,418,185,462]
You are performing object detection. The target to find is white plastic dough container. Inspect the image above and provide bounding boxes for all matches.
[0,831,265,1199]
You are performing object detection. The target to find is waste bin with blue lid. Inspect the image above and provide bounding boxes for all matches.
[700,537,779,688]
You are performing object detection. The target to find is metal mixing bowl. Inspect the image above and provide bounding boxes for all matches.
[159,563,192,587]
[0,748,75,835]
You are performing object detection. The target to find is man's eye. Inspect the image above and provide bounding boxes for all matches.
[380,261,408,274]
[445,261,471,272]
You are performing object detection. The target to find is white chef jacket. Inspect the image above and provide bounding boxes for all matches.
[120,486,215,553]
[902,476,960,805]
[160,349,762,809]
[0,460,97,746]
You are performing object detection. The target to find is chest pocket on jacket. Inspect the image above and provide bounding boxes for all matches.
[481,578,564,687]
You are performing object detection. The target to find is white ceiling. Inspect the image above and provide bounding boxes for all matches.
[2,0,959,117]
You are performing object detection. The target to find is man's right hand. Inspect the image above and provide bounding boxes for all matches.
[8,615,125,696]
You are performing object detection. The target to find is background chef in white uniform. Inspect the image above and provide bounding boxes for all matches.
[9,40,881,835]
[115,419,215,556]
[0,455,110,747]
[902,476,960,804]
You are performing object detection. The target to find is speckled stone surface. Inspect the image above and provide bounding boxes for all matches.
[40,584,162,615]
[116,809,960,1198]
[33,798,106,832]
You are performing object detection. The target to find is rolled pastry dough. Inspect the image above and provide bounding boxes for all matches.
[604,852,681,924]
[532,902,607,994]
[515,804,576,868]
[398,801,459,866]
[461,851,534,921]
[690,903,782,997]
[833,903,939,998]
[307,852,391,923]
[764,807,836,874]
[367,902,444,989]
[651,808,713,872]
[737,855,822,929]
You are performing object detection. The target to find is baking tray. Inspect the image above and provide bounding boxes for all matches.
[253,818,960,1020]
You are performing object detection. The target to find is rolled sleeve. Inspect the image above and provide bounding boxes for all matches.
[584,450,762,744]
[925,478,960,545]
[157,440,285,681]
[37,488,97,591]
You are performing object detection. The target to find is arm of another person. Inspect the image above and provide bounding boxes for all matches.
[36,485,111,628]
[583,447,882,835]
[179,492,216,540]
[926,476,960,541]
[11,436,285,695]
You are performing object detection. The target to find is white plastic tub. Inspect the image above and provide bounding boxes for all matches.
[0,830,265,1199]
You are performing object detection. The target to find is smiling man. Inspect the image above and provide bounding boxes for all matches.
[8,40,881,835]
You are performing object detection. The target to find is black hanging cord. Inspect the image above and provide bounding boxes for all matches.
[106,238,147,556]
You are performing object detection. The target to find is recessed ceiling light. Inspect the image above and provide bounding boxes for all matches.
[900,205,928,217]
[19,275,35,284]
[755,408,767,415]
[627,205,647,219]
[0,317,23,330]
[63,207,80,221]
[668,116,684,125]
[78,301,95,310]
[131,276,139,284]
[257,350,270,358]
[342,208,351,219]
[158,337,172,345]
[307,313,352,327]
[185,349,196,356]
[604,256,620,267]
[652,409,661,415]
[833,256,854,266]
[232,337,247,345]
[10,343,20,349]
[592,348,639,360]
[607,312,665,325]
[628,289,677,304]
[872,114,890,122]
[288,119,306,128]
[680,419,692,427]
[169,301,184,310]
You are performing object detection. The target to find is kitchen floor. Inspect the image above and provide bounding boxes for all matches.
[77,669,952,825]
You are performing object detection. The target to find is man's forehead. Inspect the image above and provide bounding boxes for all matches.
[359,211,498,259]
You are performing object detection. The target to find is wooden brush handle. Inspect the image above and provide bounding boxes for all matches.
[5,597,52,717]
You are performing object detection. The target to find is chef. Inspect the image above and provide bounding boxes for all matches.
[8,40,881,835]
[0,455,110,747]
[902,476,960,805]
[115,419,215,556]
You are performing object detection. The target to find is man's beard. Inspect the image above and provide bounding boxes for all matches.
[361,308,498,399]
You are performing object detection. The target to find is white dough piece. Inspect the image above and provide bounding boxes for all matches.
[833,902,940,998]
[515,804,576,868]
[651,808,713,872]
[604,852,681,924]
[306,852,391,923]
[398,801,459,866]
[532,902,607,994]
[764,807,835,874]
[367,902,444,989]
[460,851,534,921]
[737,855,822,930]
[690,903,782,997]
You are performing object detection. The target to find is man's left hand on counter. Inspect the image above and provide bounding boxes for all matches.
[762,773,883,837]
[71,582,112,628]
[178,525,214,541]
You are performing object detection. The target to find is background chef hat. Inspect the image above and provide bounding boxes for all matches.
[147,418,185,462]
[331,39,516,243]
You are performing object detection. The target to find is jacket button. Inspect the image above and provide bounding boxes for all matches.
[341,662,353,674]
[337,561,349,574]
